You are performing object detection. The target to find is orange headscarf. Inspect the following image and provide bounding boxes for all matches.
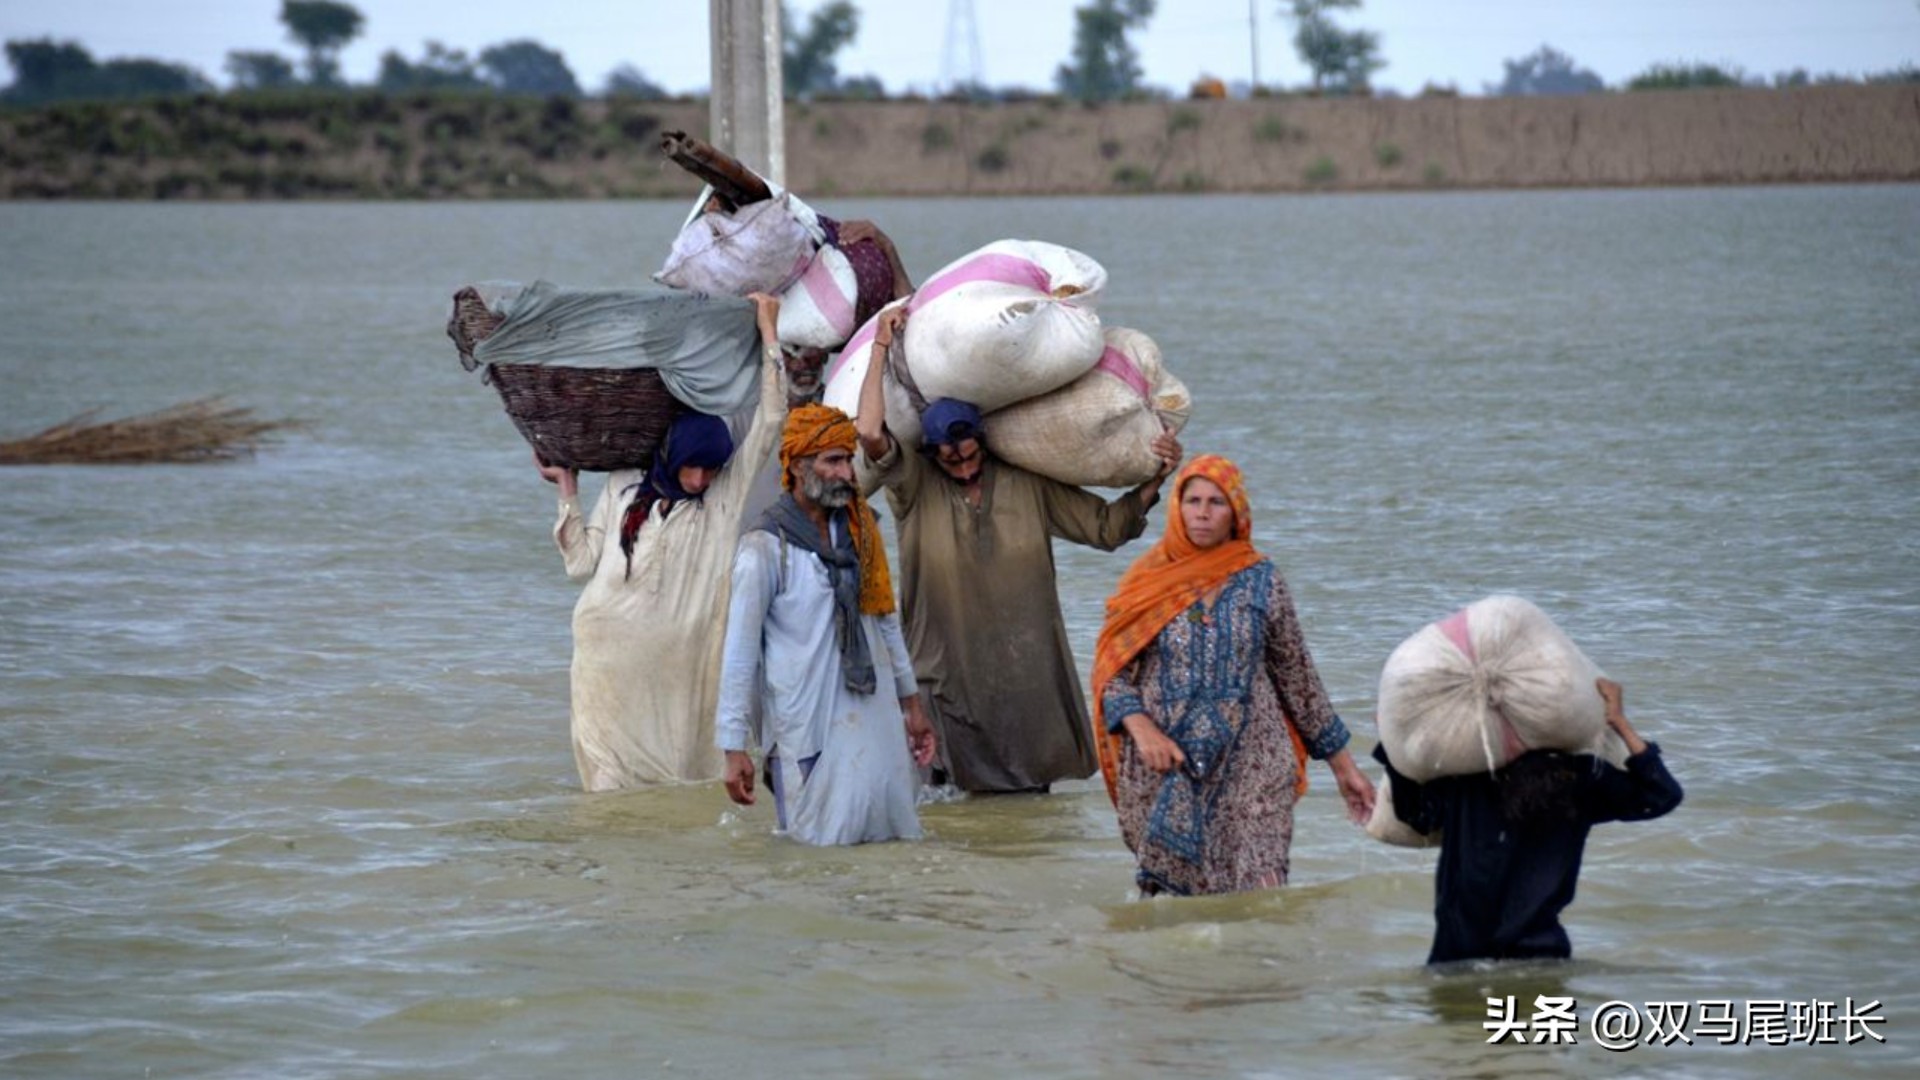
[779,404,894,615]
[1090,454,1309,805]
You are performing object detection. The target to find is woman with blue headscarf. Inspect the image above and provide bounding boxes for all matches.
[536,294,789,790]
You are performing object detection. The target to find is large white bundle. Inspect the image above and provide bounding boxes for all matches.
[655,181,854,350]
[984,327,1191,488]
[1375,595,1625,783]
[654,193,816,298]
[822,239,1108,447]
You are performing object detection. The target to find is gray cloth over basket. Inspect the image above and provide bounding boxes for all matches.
[470,280,763,417]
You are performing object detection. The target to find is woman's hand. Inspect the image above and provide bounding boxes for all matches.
[534,449,578,499]
[1121,713,1187,774]
[1327,749,1377,825]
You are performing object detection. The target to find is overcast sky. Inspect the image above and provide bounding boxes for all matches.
[4,1,1916,95]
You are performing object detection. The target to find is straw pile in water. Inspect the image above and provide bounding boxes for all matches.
[0,397,306,465]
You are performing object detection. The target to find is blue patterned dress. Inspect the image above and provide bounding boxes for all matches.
[1100,559,1350,896]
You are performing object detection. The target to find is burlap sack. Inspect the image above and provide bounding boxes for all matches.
[984,326,1192,488]
[1375,595,1626,783]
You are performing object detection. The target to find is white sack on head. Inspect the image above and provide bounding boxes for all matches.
[822,239,1108,448]
[655,193,817,298]
[984,326,1192,488]
[1375,595,1626,783]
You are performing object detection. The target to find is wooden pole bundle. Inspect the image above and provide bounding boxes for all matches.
[659,129,773,212]
[0,397,306,465]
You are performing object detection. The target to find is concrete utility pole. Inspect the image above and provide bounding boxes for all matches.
[1249,0,1260,90]
[709,0,786,185]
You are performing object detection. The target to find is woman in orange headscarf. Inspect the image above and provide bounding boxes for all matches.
[1092,455,1375,896]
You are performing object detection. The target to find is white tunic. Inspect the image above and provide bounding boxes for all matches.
[553,351,783,790]
[715,525,923,846]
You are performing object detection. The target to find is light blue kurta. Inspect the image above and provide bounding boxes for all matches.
[715,522,923,846]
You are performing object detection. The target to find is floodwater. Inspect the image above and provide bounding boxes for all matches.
[2,186,1917,1078]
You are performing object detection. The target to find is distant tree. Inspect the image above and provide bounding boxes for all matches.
[833,73,887,99]
[479,39,581,97]
[1284,0,1382,94]
[92,58,213,99]
[1770,68,1859,88]
[1865,63,1920,84]
[2,38,96,103]
[603,63,668,100]
[376,42,485,92]
[226,50,299,90]
[1492,45,1604,96]
[783,2,860,99]
[1626,62,1743,91]
[1055,0,1157,102]
[280,0,365,87]
[3,38,209,103]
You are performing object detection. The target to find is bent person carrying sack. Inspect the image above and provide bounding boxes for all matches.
[1374,678,1684,965]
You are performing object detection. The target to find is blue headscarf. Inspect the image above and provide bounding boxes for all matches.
[620,412,735,573]
[646,412,735,501]
[920,398,984,448]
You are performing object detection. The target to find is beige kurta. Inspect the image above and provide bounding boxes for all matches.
[870,446,1151,792]
[553,350,784,791]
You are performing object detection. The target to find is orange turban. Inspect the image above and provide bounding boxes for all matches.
[779,404,893,616]
[1089,454,1308,805]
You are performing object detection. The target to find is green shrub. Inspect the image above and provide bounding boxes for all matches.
[1178,170,1207,192]
[1167,107,1202,134]
[921,122,953,152]
[976,143,1010,172]
[1374,143,1402,168]
[1627,62,1744,91]
[1304,156,1337,185]
[1111,163,1152,190]
[1422,161,1447,186]
[1255,114,1301,144]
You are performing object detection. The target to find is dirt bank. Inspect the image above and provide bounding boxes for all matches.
[4,84,1916,199]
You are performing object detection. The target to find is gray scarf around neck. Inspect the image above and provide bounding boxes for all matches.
[753,494,875,695]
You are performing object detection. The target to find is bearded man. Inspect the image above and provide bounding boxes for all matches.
[714,404,937,845]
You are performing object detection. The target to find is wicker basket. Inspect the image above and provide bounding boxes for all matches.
[448,286,505,372]
[484,362,687,472]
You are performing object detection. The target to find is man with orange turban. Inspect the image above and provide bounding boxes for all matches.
[714,404,937,845]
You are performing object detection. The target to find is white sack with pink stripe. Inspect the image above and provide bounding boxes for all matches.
[1374,595,1627,784]
[823,239,1109,447]
[982,326,1191,488]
